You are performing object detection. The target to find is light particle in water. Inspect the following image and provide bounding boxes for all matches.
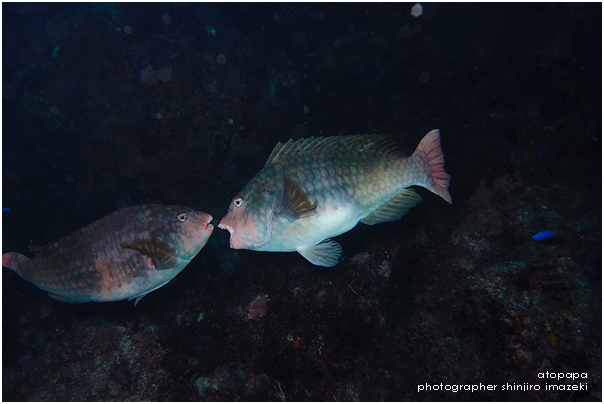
[292,31,307,47]
[124,25,132,34]
[158,67,172,82]
[162,14,172,25]
[46,16,70,39]
[205,25,216,35]
[411,3,423,17]
[398,24,412,38]
[419,71,431,83]
[140,66,158,85]
[216,54,226,64]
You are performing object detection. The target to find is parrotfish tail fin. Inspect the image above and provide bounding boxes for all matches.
[2,252,28,277]
[414,129,452,204]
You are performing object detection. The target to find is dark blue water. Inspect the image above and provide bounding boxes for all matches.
[2,3,601,400]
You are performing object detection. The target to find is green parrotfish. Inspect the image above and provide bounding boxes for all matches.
[3,205,214,305]
[218,129,452,267]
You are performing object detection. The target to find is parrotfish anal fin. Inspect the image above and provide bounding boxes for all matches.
[266,134,401,165]
[121,238,176,270]
[297,239,343,267]
[361,188,423,225]
[277,174,317,219]
[48,292,90,304]
[128,280,170,307]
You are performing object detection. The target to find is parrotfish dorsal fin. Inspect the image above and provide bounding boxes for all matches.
[28,237,61,252]
[265,134,402,165]
[121,238,176,271]
[360,188,423,225]
[28,239,47,252]
[278,174,317,218]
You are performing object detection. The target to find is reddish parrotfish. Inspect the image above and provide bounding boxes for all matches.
[3,205,214,305]
[218,129,451,267]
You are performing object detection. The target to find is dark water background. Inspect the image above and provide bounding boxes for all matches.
[2,3,601,400]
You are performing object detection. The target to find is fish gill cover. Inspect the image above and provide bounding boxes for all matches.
[2,3,601,401]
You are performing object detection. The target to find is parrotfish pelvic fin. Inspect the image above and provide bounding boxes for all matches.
[414,129,452,204]
[277,173,317,220]
[128,279,171,307]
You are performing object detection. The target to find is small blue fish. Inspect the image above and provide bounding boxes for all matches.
[532,230,554,241]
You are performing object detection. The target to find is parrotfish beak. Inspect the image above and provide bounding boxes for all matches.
[203,215,214,234]
[218,213,245,250]
[186,213,214,254]
[218,221,239,249]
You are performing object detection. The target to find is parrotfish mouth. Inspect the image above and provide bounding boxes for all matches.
[217,222,232,233]
[217,222,236,248]
[205,215,214,229]
[218,220,250,250]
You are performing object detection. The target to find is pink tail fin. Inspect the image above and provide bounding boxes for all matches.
[414,129,452,204]
[3,252,26,277]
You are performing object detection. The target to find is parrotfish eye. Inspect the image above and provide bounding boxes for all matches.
[177,212,188,222]
[234,197,243,207]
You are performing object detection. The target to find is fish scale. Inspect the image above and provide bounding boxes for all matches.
[219,129,452,267]
[3,205,214,305]
[286,148,396,208]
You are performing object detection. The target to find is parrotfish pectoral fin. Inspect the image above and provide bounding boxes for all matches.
[48,292,90,304]
[361,188,423,225]
[277,173,317,219]
[121,238,176,270]
[128,279,171,307]
[415,129,452,204]
[297,239,343,267]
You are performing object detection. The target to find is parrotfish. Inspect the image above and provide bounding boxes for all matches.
[532,230,554,240]
[2,205,214,305]
[218,129,452,267]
